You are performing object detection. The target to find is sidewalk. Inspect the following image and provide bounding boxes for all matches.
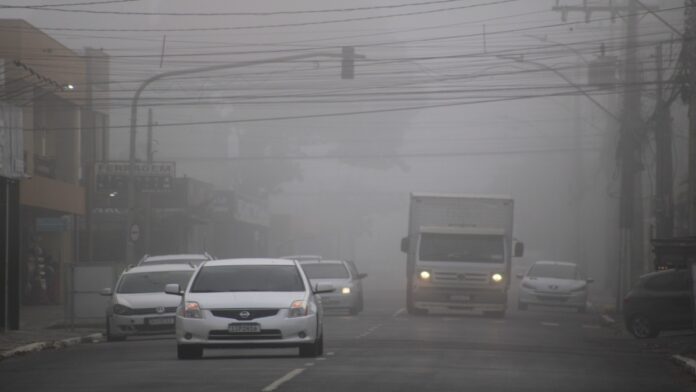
[0,304,103,358]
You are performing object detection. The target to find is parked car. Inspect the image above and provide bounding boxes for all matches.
[137,253,214,266]
[623,268,692,338]
[299,259,367,315]
[101,263,196,341]
[280,255,323,262]
[166,258,334,359]
[517,261,592,312]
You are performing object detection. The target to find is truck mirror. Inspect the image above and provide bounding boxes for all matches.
[514,242,524,257]
[400,237,409,253]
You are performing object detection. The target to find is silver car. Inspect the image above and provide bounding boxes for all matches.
[517,261,593,313]
[299,259,367,315]
[101,264,196,341]
[137,253,214,266]
[167,258,333,359]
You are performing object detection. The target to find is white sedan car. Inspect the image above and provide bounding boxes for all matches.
[101,264,196,341]
[517,261,592,313]
[167,258,333,359]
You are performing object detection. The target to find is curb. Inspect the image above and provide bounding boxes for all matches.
[0,332,103,361]
[672,355,696,377]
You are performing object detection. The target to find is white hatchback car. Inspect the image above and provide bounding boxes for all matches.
[517,261,592,313]
[166,258,333,359]
[101,264,196,341]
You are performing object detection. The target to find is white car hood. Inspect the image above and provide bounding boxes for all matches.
[186,291,306,309]
[114,292,182,309]
[523,277,586,292]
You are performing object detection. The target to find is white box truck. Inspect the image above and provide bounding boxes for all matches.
[401,193,523,317]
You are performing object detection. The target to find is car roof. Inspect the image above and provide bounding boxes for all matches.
[533,260,577,267]
[280,255,322,261]
[123,264,196,274]
[639,268,684,279]
[203,258,297,267]
[299,259,346,265]
[143,254,209,262]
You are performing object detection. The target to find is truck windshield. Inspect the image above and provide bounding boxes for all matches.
[419,233,504,263]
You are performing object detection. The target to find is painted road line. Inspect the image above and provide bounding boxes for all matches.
[392,308,406,318]
[262,368,305,392]
[356,324,383,339]
[304,362,315,367]
[541,322,560,327]
[601,314,616,325]
[582,324,601,329]
[317,357,327,361]
[327,352,335,356]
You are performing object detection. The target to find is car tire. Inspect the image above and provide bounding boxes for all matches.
[106,317,126,342]
[177,344,203,359]
[299,334,323,358]
[518,302,528,311]
[628,314,660,339]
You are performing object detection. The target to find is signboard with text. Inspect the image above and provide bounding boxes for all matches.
[95,161,175,193]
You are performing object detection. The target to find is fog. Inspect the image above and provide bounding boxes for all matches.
[6,0,689,296]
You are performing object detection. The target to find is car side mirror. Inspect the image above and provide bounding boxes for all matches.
[400,237,409,253]
[100,287,113,296]
[514,242,524,258]
[165,283,183,296]
[357,273,368,280]
[586,278,595,284]
[515,273,524,279]
[314,283,335,294]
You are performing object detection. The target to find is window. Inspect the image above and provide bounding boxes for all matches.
[528,263,577,280]
[301,263,350,279]
[191,265,305,292]
[419,234,504,263]
[117,271,194,294]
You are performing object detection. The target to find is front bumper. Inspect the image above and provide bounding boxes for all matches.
[175,310,319,348]
[412,286,507,313]
[518,287,587,307]
[109,313,177,336]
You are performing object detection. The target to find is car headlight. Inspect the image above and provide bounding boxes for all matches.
[418,270,431,280]
[179,301,202,319]
[521,281,536,290]
[288,300,309,318]
[341,287,351,295]
[491,273,504,283]
[112,304,133,315]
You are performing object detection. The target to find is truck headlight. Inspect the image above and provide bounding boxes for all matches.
[491,273,504,283]
[341,287,351,295]
[419,270,431,280]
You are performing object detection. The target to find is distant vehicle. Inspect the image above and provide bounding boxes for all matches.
[400,193,524,317]
[623,269,692,339]
[299,259,367,315]
[516,261,592,313]
[100,263,196,341]
[137,253,214,266]
[166,258,334,359]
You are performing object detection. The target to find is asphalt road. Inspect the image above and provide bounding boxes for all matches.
[1,290,693,392]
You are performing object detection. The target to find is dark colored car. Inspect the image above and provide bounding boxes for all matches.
[623,269,693,338]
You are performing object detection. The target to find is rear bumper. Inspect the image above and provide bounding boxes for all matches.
[109,314,176,336]
[319,293,359,309]
[518,287,587,307]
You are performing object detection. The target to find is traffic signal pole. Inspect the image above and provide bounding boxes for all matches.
[125,48,362,265]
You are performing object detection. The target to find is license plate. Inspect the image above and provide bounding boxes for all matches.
[450,295,471,302]
[228,323,261,333]
[146,317,175,325]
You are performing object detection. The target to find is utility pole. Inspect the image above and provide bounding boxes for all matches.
[654,43,674,239]
[144,108,154,255]
[553,1,646,310]
[686,1,696,235]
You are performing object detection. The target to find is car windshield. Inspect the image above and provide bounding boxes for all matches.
[419,234,504,263]
[528,264,577,280]
[117,271,194,294]
[190,265,305,292]
[301,263,350,279]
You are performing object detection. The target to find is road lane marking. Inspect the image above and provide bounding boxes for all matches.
[317,357,327,361]
[304,362,314,367]
[582,324,600,329]
[541,322,559,327]
[601,314,616,325]
[262,368,305,392]
[392,308,406,317]
[327,352,335,356]
[356,323,383,339]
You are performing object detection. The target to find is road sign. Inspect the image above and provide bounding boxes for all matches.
[129,224,140,242]
[95,161,175,193]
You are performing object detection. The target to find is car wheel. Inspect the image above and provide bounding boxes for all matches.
[518,302,528,311]
[628,314,659,339]
[106,317,126,342]
[177,344,203,359]
[299,334,323,358]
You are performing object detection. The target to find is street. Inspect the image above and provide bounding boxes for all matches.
[0,290,692,392]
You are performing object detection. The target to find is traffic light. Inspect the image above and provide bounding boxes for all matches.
[341,46,355,80]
